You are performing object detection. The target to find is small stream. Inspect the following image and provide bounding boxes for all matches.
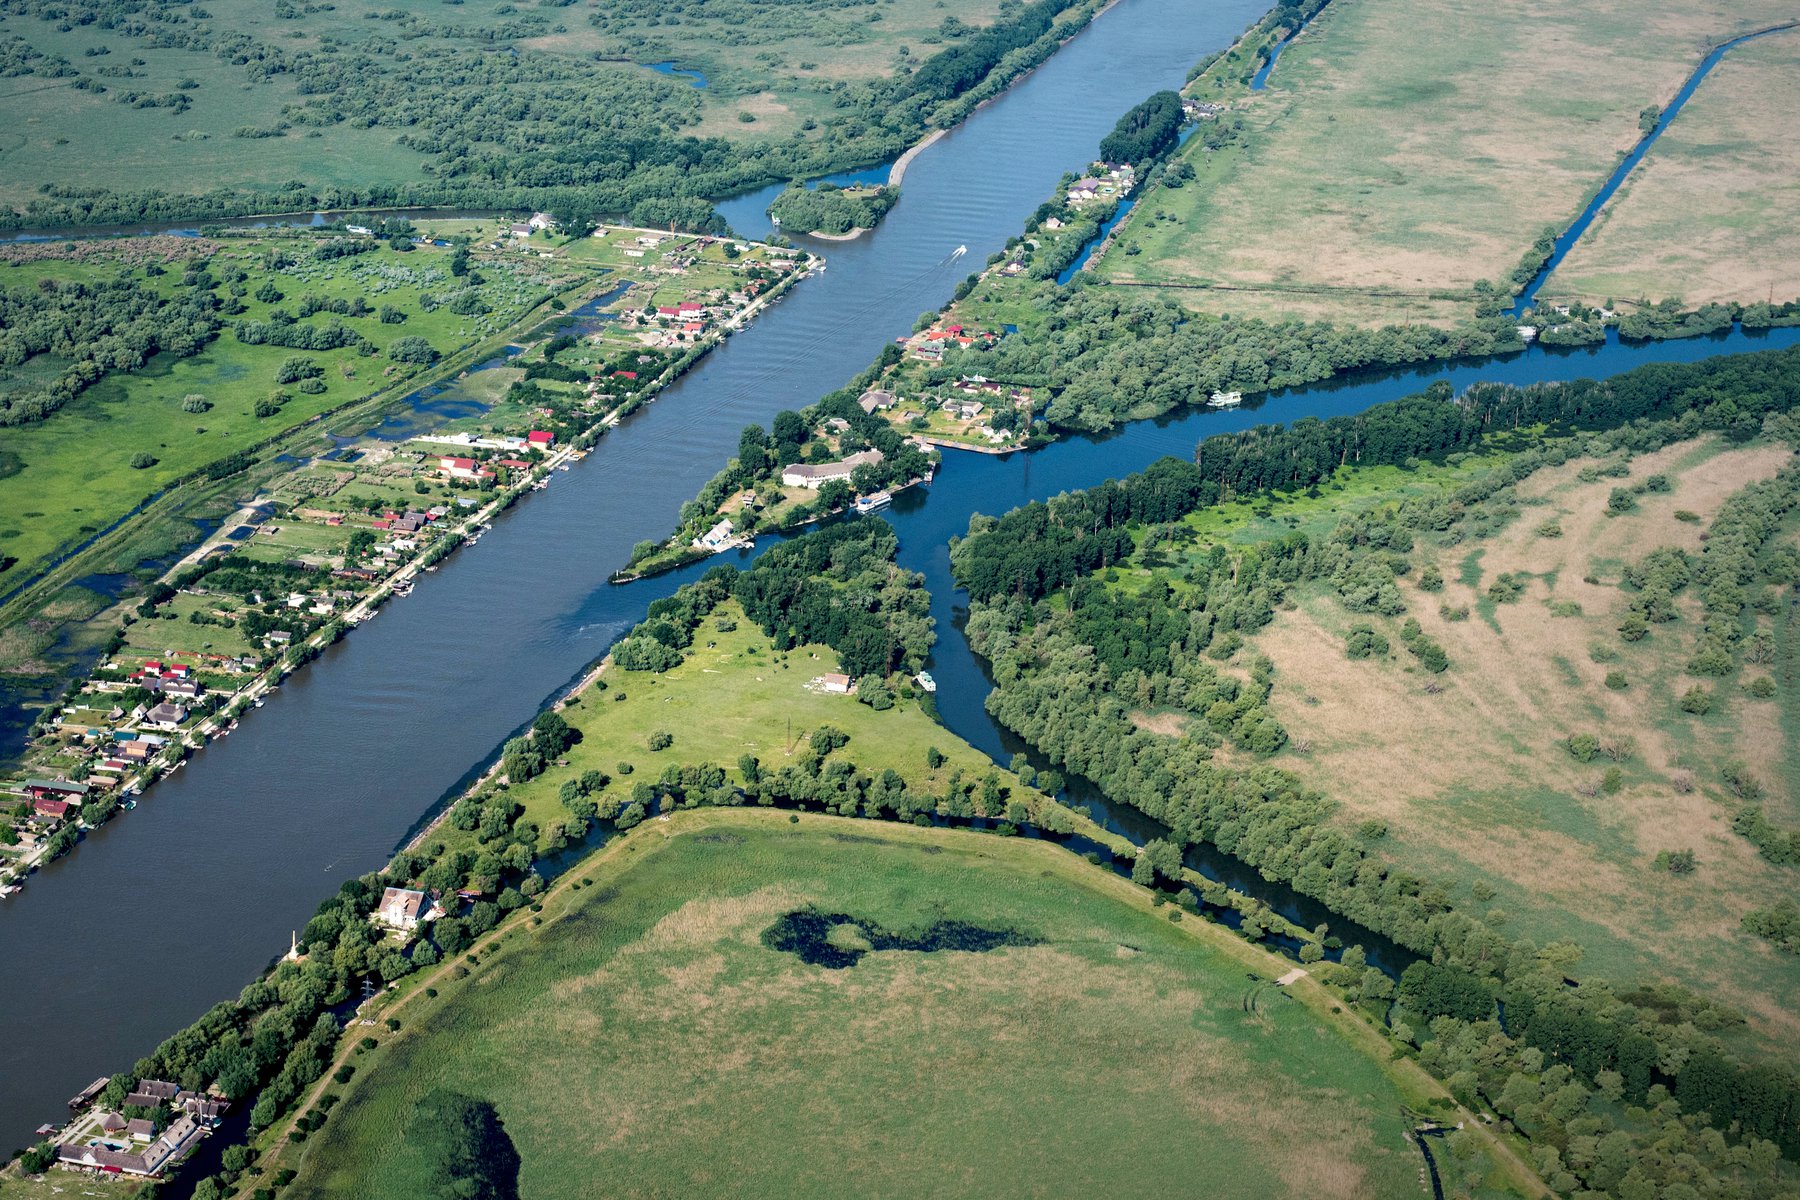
[1249,0,1331,90]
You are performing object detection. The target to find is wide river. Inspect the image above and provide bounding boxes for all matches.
[5,0,1800,1145]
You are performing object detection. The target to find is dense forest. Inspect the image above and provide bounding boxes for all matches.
[767,183,898,236]
[0,0,1092,229]
[1097,89,1184,164]
[951,345,1800,1193]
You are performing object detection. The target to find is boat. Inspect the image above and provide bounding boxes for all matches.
[254,698,265,708]
[853,491,892,514]
[1207,390,1243,408]
[915,671,937,693]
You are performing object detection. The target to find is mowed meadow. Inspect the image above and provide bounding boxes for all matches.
[1098,0,1800,325]
[286,813,1429,1200]
[1221,434,1800,1050]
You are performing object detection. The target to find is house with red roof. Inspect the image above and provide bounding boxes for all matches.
[526,430,555,447]
[438,456,490,480]
[33,796,72,820]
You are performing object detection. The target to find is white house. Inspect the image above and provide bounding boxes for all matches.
[528,212,555,231]
[780,449,884,490]
[375,887,430,931]
[693,519,735,551]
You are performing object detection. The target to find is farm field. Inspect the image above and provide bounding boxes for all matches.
[284,811,1441,1200]
[1094,0,1799,326]
[1128,433,1800,1050]
[1542,29,1800,309]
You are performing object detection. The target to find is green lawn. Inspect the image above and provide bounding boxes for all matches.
[287,811,1428,1200]
[441,598,1034,858]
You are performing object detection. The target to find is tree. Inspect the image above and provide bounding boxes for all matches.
[130,452,158,469]
[647,730,673,751]
[1679,686,1712,715]
[388,336,438,364]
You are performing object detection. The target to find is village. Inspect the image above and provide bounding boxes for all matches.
[0,219,817,897]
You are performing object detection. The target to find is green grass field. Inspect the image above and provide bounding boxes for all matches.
[1093,0,1798,326]
[287,811,1433,1200]
[437,598,1042,859]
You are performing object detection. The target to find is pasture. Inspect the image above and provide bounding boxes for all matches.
[285,811,1433,1200]
[1096,0,1798,326]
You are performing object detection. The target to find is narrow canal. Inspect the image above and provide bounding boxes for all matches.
[5,0,1800,1149]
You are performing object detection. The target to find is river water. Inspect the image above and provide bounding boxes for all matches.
[5,0,1800,1147]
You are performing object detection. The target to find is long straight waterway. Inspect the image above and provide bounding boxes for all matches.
[6,0,1800,1145]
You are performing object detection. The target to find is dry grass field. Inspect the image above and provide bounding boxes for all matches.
[1542,29,1800,309]
[1099,0,1797,325]
[1249,436,1800,1046]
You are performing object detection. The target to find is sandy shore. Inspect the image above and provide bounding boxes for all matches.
[888,129,947,188]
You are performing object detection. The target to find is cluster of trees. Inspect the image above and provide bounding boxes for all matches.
[952,345,1800,603]
[932,285,1531,432]
[767,183,898,236]
[1096,89,1184,165]
[618,521,933,680]
[0,267,221,425]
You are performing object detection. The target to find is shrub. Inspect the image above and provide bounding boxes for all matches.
[129,452,158,469]
[1746,675,1776,698]
[181,393,211,413]
[1679,685,1712,715]
[274,356,322,384]
[1566,733,1600,762]
[1653,848,1697,875]
[1605,488,1637,515]
[647,730,673,751]
[1604,671,1628,690]
[1344,623,1389,660]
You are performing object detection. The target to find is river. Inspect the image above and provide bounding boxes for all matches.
[0,0,1275,1143]
[4,0,1800,1148]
